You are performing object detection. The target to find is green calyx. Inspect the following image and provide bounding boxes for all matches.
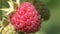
[0,0,20,16]
[0,0,20,33]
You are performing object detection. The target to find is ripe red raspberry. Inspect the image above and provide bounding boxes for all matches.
[10,2,41,33]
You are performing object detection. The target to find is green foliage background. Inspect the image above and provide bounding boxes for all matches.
[0,0,60,34]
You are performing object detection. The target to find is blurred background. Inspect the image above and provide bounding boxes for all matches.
[0,0,60,34]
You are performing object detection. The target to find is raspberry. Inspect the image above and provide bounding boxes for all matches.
[10,2,41,33]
